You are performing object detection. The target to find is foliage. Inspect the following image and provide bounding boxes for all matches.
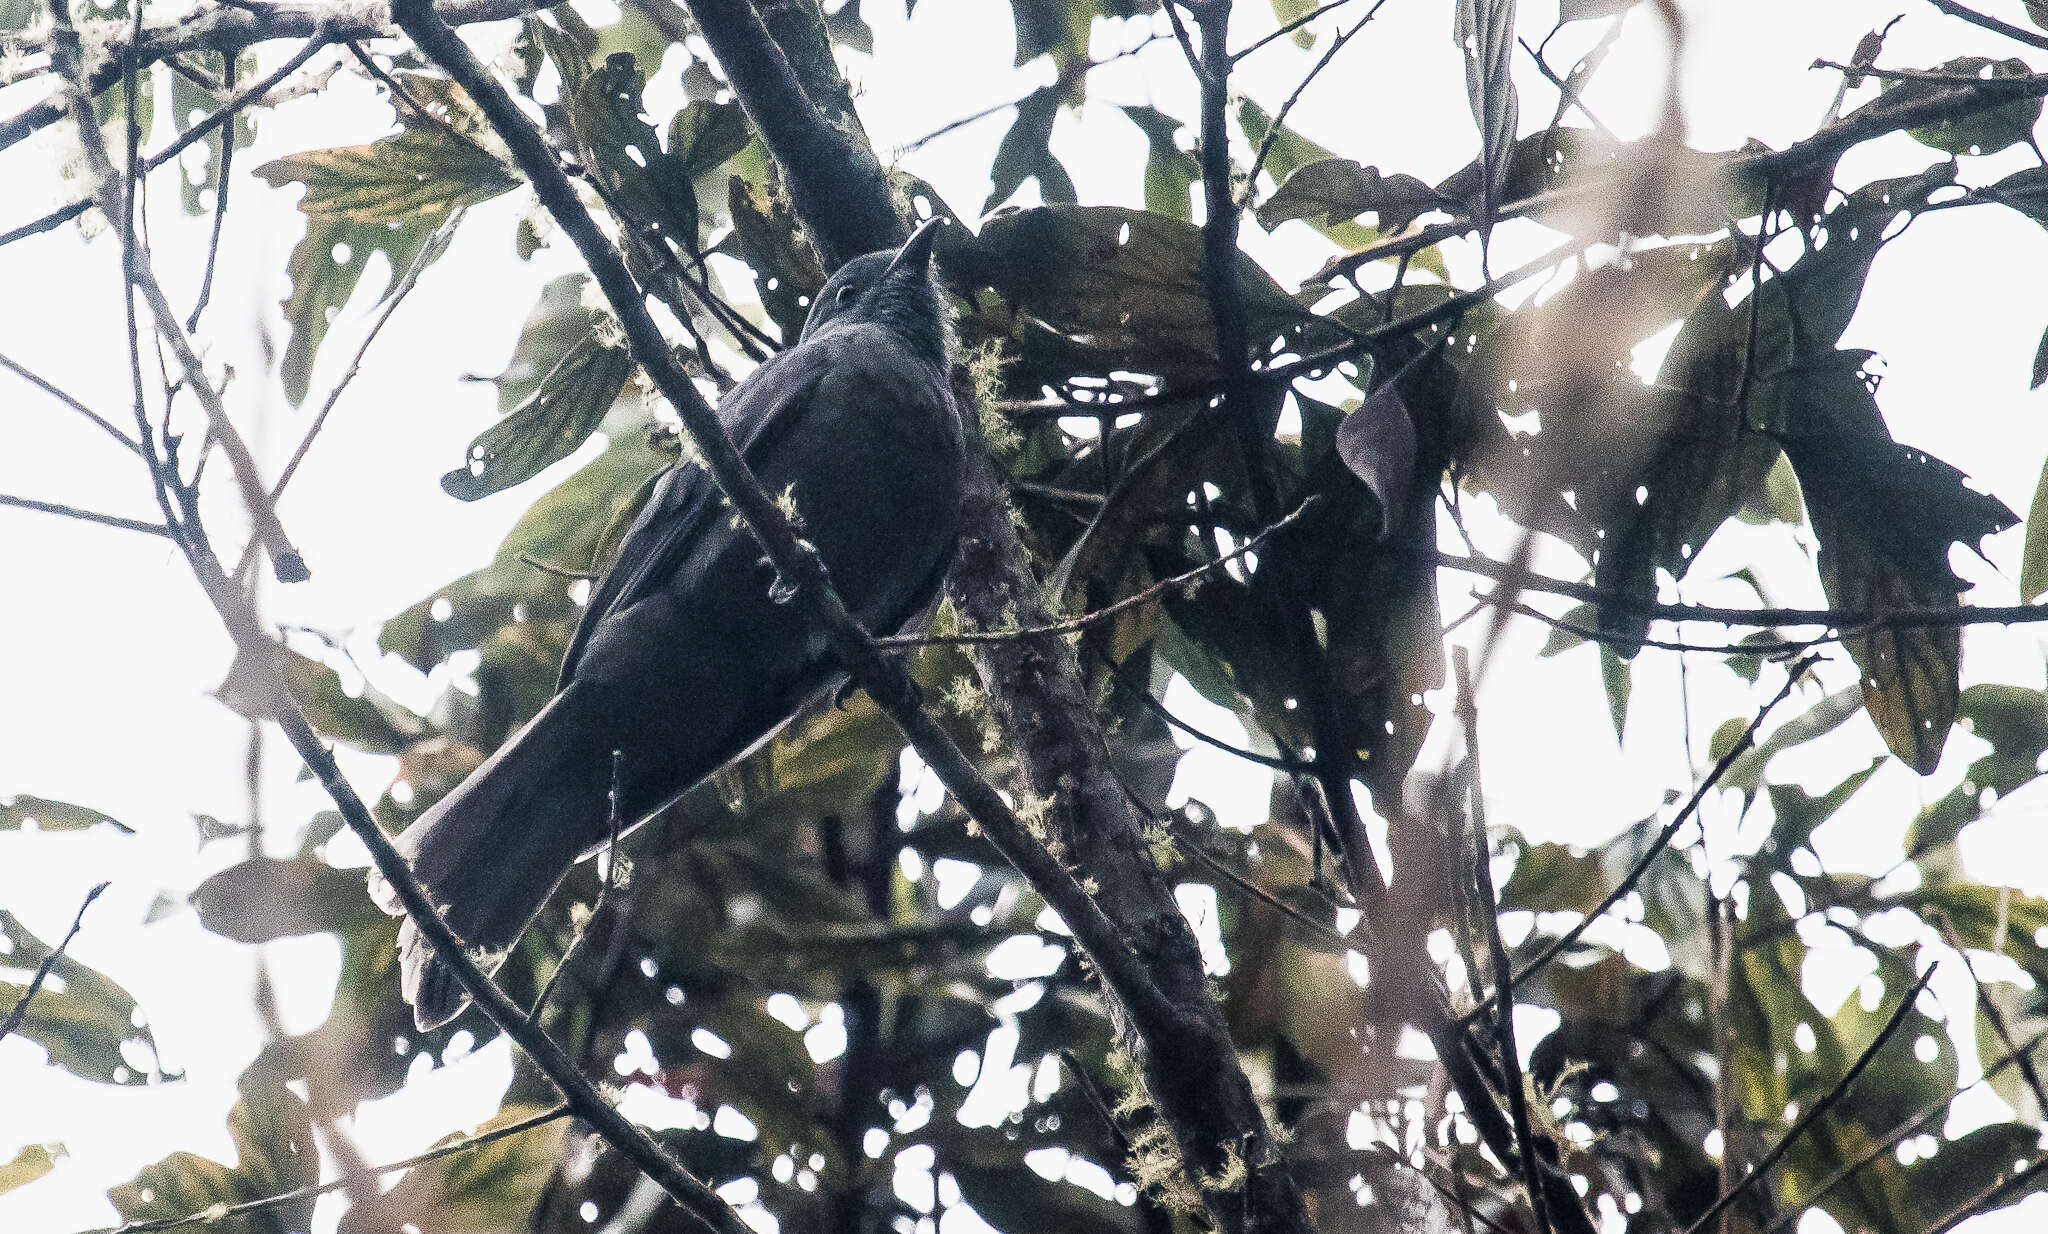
[9,3,2048,1234]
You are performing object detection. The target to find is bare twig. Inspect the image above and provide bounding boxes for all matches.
[1765,1026,2048,1234]
[1455,648,1555,1234]
[0,882,110,1047]
[185,50,238,332]
[0,352,142,455]
[1233,0,1358,61]
[899,32,1166,153]
[268,207,458,502]
[1812,58,2048,87]
[1934,914,2048,1119]
[1924,0,2048,52]
[1928,1154,2048,1234]
[0,36,332,252]
[1681,963,1941,1234]
[879,497,1317,648]
[0,493,175,537]
[530,749,627,1024]
[1458,657,1819,1029]
[1239,0,1391,207]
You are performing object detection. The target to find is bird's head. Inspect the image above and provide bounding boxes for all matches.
[798,217,949,365]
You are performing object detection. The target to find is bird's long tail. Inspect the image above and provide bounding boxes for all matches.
[370,683,613,1031]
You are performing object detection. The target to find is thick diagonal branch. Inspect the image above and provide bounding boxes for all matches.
[676,2,1310,1229]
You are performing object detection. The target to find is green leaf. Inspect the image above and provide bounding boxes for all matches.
[569,52,700,250]
[1889,57,2042,156]
[2024,454,2048,603]
[0,909,162,1085]
[985,84,1077,215]
[1773,351,2016,772]
[1257,157,1451,235]
[170,51,258,216]
[1122,105,1200,222]
[1265,0,1322,48]
[108,1084,317,1233]
[442,322,633,501]
[728,175,827,342]
[216,645,427,756]
[0,794,131,833]
[1454,0,1520,220]
[336,1104,568,1234]
[2034,320,2048,389]
[0,1144,59,1198]
[382,424,671,672]
[1560,0,1634,17]
[190,857,383,943]
[256,127,518,403]
[950,204,1319,375]
[1237,97,1380,251]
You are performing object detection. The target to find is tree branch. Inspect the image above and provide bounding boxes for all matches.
[1681,962,1940,1234]
[1924,0,2048,52]
[1,35,332,252]
[1455,649,1554,1234]
[0,492,175,537]
[0,0,563,156]
[0,882,109,1047]
[877,497,1317,648]
[0,351,142,454]
[673,2,1313,1228]
[1457,656,1818,1030]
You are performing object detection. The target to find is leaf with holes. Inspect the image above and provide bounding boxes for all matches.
[1889,57,2042,157]
[570,52,700,249]
[1,794,131,833]
[442,334,634,501]
[728,175,827,342]
[1,909,161,1085]
[1454,0,1520,223]
[257,126,517,403]
[1774,352,2015,772]
[216,645,427,756]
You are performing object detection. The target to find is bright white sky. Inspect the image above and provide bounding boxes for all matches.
[4,1,2048,1231]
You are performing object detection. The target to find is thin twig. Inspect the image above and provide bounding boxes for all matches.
[0,35,331,252]
[1934,914,2048,1118]
[1458,657,1819,1029]
[269,207,458,501]
[1681,963,1941,1234]
[0,882,110,1046]
[1232,0,1358,61]
[1239,0,1390,207]
[185,50,238,332]
[1763,1025,2048,1234]
[78,1104,574,1234]
[530,749,627,1024]
[0,351,142,456]
[1928,1154,2048,1234]
[899,32,1167,153]
[1811,58,2048,87]
[879,498,1316,647]
[0,493,176,537]
[1433,548,2048,636]
[344,38,473,146]
[1456,648,1555,1234]
[1923,0,2048,52]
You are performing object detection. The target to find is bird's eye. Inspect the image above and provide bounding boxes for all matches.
[836,284,859,304]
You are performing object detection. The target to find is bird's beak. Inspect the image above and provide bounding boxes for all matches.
[883,216,948,281]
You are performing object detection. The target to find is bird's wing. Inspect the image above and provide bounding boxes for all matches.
[557,350,828,685]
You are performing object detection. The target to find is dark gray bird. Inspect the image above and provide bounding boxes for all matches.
[373,219,962,1030]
